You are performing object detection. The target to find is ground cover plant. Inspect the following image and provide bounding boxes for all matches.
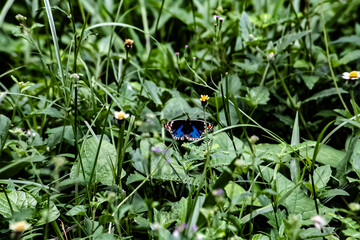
[1,0,360,239]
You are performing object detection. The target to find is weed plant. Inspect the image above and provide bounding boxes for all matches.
[1,0,360,239]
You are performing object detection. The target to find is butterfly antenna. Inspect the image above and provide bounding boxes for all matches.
[189,110,199,119]
[181,108,190,119]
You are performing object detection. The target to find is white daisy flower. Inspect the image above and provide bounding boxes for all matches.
[311,215,327,230]
[342,71,360,80]
[114,111,129,120]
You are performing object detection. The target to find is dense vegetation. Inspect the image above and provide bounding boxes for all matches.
[1,0,360,239]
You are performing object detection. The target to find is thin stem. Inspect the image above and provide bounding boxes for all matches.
[320,0,349,113]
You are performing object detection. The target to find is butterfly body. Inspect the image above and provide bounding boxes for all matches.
[164,119,213,141]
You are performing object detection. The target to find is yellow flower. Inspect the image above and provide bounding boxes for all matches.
[200,95,209,102]
[200,95,210,107]
[342,71,360,80]
[10,221,31,233]
[124,39,134,50]
[114,111,129,120]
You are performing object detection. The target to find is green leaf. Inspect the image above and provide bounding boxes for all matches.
[313,165,331,189]
[293,59,311,69]
[302,75,320,90]
[298,141,345,168]
[331,35,360,45]
[240,12,252,41]
[144,80,162,106]
[318,188,349,198]
[66,205,87,216]
[36,201,60,225]
[46,126,74,147]
[0,115,11,150]
[260,166,333,224]
[233,62,259,74]
[343,229,360,238]
[94,233,117,240]
[338,50,360,65]
[276,30,311,52]
[29,107,63,118]
[243,86,270,107]
[163,97,190,120]
[0,155,45,178]
[0,191,37,218]
[353,153,360,178]
[70,137,120,185]
[224,181,262,206]
[303,88,347,103]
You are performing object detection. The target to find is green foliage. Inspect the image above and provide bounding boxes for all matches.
[1,0,360,239]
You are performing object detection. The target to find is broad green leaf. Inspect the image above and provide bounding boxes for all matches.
[0,155,45,178]
[0,191,37,218]
[319,188,349,198]
[302,75,319,90]
[233,62,259,74]
[163,97,190,120]
[298,141,345,168]
[36,201,60,225]
[240,12,252,41]
[70,137,123,185]
[343,229,360,238]
[260,166,333,224]
[303,88,347,103]
[243,86,270,107]
[66,205,87,216]
[0,115,10,149]
[143,80,162,106]
[276,30,311,52]
[251,234,270,240]
[273,113,294,126]
[353,153,360,178]
[293,59,311,69]
[299,227,335,239]
[126,172,146,185]
[313,165,331,189]
[338,50,360,65]
[29,107,63,118]
[225,181,261,206]
[331,35,360,45]
[46,126,74,147]
[94,233,117,240]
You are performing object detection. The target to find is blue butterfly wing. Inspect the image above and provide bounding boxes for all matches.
[165,119,213,141]
[188,126,201,139]
[185,120,213,141]
[164,120,186,140]
[173,125,184,138]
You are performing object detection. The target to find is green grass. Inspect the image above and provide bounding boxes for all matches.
[1,0,360,239]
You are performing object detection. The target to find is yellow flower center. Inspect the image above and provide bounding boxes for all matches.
[10,221,30,232]
[200,95,209,101]
[349,71,359,78]
[114,111,127,120]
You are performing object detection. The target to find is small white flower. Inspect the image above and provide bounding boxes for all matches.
[342,71,360,80]
[173,229,180,238]
[10,221,31,232]
[268,52,275,61]
[46,146,50,152]
[311,215,327,230]
[15,14,27,22]
[114,111,129,120]
[32,133,36,137]
[70,73,80,79]
[150,222,161,231]
[249,135,259,144]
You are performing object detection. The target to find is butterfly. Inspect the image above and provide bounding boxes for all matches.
[164,118,213,141]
